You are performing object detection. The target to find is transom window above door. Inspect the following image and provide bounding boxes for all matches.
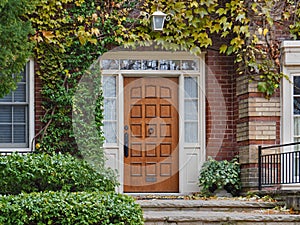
[101,59,199,71]
[100,51,200,72]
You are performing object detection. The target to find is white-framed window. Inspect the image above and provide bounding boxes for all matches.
[102,75,117,144]
[0,60,34,150]
[184,76,199,143]
[293,75,300,150]
[282,71,300,146]
[281,72,300,181]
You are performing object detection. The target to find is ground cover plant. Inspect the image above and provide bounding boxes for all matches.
[0,153,144,224]
[0,191,144,225]
[0,153,117,195]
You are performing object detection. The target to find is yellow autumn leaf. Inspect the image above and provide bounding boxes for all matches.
[64,70,71,78]
[220,44,228,54]
[191,1,199,7]
[42,31,55,41]
[263,28,269,36]
[77,16,84,23]
[75,0,84,6]
[31,34,43,42]
[91,28,100,37]
[78,36,87,45]
[92,13,98,21]
[88,38,97,45]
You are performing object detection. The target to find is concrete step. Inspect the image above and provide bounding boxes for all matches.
[136,199,300,224]
[143,211,300,225]
[137,199,280,212]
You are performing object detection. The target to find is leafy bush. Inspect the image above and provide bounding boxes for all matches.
[0,191,144,225]
[199,157,241,196]
[0,153,118,195]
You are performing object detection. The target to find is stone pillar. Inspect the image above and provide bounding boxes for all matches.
[236,76,280,191]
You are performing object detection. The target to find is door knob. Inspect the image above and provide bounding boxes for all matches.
[148,127,154,135]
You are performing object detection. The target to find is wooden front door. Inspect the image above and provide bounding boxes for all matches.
[124,77,179,193]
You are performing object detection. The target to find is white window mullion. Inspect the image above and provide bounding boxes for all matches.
[12,107,14,144]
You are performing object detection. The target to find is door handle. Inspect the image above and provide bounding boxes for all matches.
[124,132,129,158]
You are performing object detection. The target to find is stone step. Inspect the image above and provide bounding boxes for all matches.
[137,199,300,224]
[143,211,300,225]
[137,199,280,212]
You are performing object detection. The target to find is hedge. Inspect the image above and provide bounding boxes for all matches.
[0,191,144,225]
[0,153,117,195]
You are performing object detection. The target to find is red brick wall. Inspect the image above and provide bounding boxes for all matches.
[205,50,237,160]
[34,63,43,138]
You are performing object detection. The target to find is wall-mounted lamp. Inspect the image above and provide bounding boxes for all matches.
[151,10,167,31]
[143,9,172,31]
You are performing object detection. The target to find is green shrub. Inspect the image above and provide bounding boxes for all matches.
[199,157,241,196]
[0,191,144,225]
[0,153,118,195]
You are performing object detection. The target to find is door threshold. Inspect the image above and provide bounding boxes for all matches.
[126,193,181,196]
[125,193,187,200]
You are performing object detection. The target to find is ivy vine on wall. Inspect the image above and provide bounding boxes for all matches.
[29,0,137,156]
[25,0,300,156]
[121,0,300,97]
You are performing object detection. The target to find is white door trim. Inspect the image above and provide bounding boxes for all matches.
[102,51,206,194]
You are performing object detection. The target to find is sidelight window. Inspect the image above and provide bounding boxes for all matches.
[102,76,117,144]
[184,77,199,143]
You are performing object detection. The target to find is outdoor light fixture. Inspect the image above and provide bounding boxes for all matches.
[151,10,167,31]
[142,7,172,31]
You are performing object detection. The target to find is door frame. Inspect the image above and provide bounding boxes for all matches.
[101,51,206,194]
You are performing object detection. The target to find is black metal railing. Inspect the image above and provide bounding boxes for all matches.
[258,142,300,190]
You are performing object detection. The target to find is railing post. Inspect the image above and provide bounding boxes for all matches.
[258,145,262,191]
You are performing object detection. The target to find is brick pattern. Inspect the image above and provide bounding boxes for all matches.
[239,145,259,164]
[240,164,260,192]
[237,121,277,142]
[236,74,281,190]
[239,97,280,119]
[236,76,263,95]
[206,50,237,160]
[34,62,44,139]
